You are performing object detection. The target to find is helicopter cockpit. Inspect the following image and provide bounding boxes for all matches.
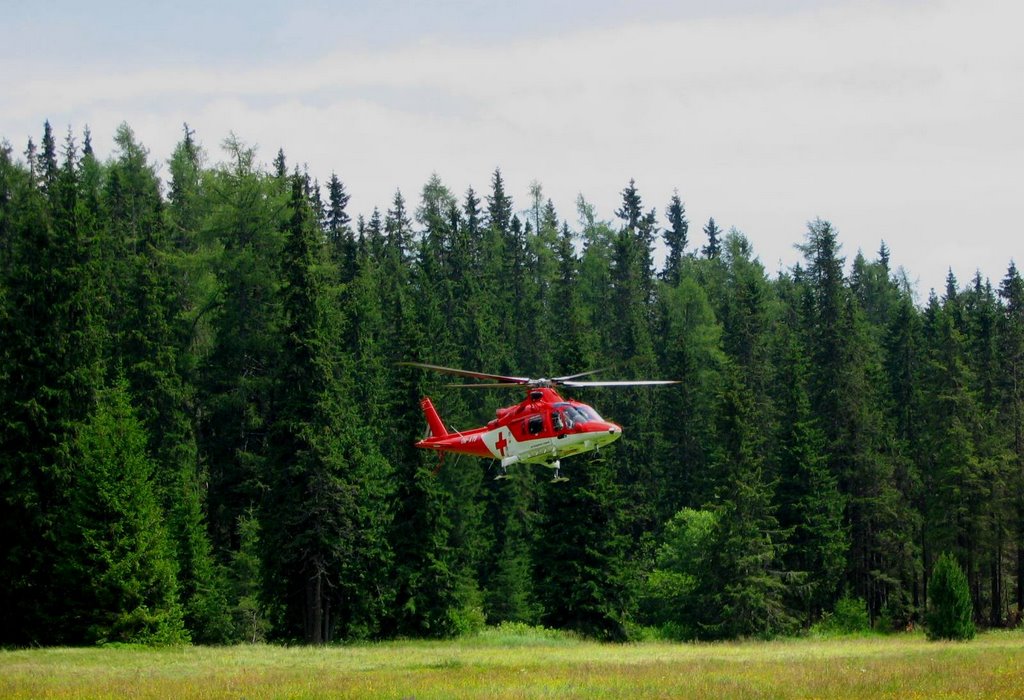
[552,402,603,431]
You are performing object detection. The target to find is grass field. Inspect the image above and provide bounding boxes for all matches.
[3,627,1023,699]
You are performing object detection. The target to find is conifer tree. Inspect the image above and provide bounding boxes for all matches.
[0,131,105,643]
[60,380,188,644]
[535,452,630,640]
[37,120,58,195]
[261,175,394,642]
[772,315,846,623]
[661,190,689,286]
[996,263,1024,615]
[704,364,794,638]
[701,217,722,259]
[326,172,356,282]
[926,552,975,640]
[198,137,287,557]
[103,124,232,642]
[654,274,723,514]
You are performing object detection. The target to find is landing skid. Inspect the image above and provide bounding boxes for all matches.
[549,460,568,484]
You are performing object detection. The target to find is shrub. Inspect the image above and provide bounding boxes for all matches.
[812,595,870,635]
[926,552,975,641]
[832,595,871,634]
[448,605,487,637]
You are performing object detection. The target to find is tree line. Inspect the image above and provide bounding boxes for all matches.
[0,121,1021,645]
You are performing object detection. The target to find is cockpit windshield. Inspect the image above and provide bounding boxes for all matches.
[556,403,602,424]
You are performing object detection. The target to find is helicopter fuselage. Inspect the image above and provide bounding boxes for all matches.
[414,387,622,472]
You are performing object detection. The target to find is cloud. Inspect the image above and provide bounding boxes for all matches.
[2,0,1021,295]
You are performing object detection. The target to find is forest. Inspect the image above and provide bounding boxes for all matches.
[0,121,1021,646]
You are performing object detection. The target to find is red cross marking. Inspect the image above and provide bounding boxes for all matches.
[495,432,509,457]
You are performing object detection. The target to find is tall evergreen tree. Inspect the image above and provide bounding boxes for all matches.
[197,136,286,555]
[326,172,356,282]
[535,452,631,640]
[60,380,188,644]
[661,190,689,286]
[772,314,846,623]
[260,176,393,643]
[701,217,722,259]
[0,131,105,643]
[996,263,1024,616]
[703,364,794,638]
[103,124,231,642]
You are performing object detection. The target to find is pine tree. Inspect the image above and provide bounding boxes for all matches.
[326,172,355,282]
[37,120,58,195]
[919,292,992,619]
[535,453,631,640]
[654,274,723,515]
[606,180,659,539]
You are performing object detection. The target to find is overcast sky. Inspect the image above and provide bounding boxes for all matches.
[3,0,1021,298]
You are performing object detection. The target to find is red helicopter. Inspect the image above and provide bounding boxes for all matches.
[400,362,679,482]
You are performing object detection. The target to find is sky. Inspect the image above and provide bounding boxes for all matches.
[3,0,1022,298]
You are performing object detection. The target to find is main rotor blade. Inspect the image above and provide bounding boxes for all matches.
[553,367,612,382]
[560,380,681,387]
[444,382,528,389]
[397,361,530,385]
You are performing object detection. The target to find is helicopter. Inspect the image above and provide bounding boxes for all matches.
[399,362,679,482]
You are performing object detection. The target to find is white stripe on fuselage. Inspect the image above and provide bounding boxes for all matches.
[482,425,619,465]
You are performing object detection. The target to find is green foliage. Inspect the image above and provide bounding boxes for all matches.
[815,596,871,635]
[2,121,1022,647]
[927,552,976,641]
[229,512,272,643]
[62,380,188,645]
[639,508,718,639]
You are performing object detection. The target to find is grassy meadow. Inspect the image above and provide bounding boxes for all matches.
[2,627,1023,699]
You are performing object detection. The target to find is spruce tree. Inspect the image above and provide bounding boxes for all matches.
[772,315,846,623]
[197,136,285,554]
[60,380,188,645]
[260,176,393,642]
[705,364,794,638]
[0,131,105,643]
[701,217,722,259]
[535,452,631,640]
[660,190,688,286]
[103,124,232,642]
[926,552,975,640]
[996,263,1024,615]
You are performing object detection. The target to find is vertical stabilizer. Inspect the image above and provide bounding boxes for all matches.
[420,397,448,438]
